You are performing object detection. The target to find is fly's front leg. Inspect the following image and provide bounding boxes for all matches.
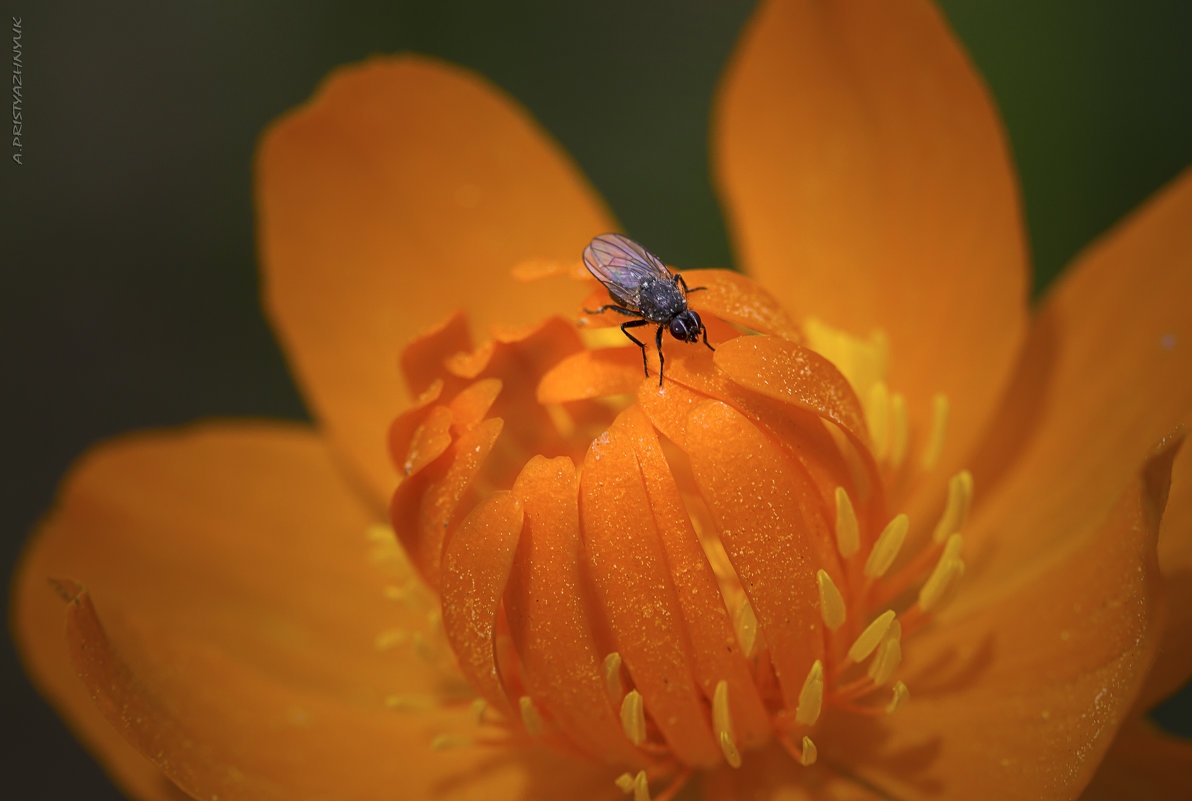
[584,303,638,316]
[676,274,706,294]
[700,322,714,352]
[619,319,651,376]
[655,324,666,386]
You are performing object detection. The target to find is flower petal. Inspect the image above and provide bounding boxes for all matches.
[714,0,1028,479]
[1078,717,1192,801]
[581,410,722,768]
[505,455,643,765]
[822,438,1174,801]
[1139,411,1192,709]
[258,56,614,505]
[965,167,1192,602]
[13,422,608,800]
[684,400,832,712]
[702,744,889,801]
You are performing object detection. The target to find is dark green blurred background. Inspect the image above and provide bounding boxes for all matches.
[4,1,1191,798]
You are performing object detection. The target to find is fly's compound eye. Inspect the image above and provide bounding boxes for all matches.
[670,311,702,342]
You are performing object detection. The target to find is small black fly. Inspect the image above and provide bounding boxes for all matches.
[582,233,714,385]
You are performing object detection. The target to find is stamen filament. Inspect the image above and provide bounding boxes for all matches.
[864,514,908,578]
[795,659,824,726]
[887,681,910,713]
[620,690,647,745]
[519,695,545,736]
[833,486,860,558]
[922,394,950,470]
[867,622,902,686]
[918,554,965,612]
[932,470,974,543]
[734,598,759,658]
[889,392,909,468]
[847,610,897,663]
[867,381,890,459]
[816,569,847,630]
[604,652,625,703]
[713,680,742,768]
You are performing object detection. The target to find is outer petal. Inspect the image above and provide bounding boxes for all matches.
[11,422,608,800]
[701,744,888,801]
[257,56,614,505]
[1143,417,1192,708]
[819,440,1175,801]
[1078,718,1192,801]
[965,167,1192,605]
[714,0,1029,478]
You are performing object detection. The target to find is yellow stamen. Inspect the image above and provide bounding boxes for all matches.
[864,514,908,578]
[867,381,890,460]
[886,681,910,714]
[470,698,488,724]
[620,690,647,745]
[922,394,950,470]
[889,392,909,468]
[519,695,544,736]
[382,583,411,602]
[848,610,897,662]
[795,659,824,726]
[734,598,759,658]
[799,735,818,766]
[615,773,636,794]
[544,402,576,439]
[633,770,652,801]
[867,621,902,686]
[833,486,860,558]
[365,523,394,543]
[384,693,436,711]
[919,555,965,613]
[816,569,846,631]
[713,680,742,768]
[373,628,409,651]
[932,470,974,543]
[430,734,474,750]
[604,652,624,703]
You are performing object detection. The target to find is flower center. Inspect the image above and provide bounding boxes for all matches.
[383,276,972,800]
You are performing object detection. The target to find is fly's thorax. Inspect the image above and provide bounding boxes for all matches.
[636,276,687,323]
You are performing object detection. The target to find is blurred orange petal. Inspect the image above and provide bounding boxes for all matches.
[12,422,612,800]
[965,167,1192,604]
[715,0,1028,488]
[258,56,614,505]
[821,439,1176,800]
[702,743,889,801]
[1078,718,1192,801]
[1140,410,1192,709]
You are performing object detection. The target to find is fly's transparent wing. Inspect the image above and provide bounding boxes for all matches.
[582,233,673,306]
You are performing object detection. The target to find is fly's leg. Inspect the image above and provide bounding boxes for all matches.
[585,303,638,316]
[618,318,651,377]
[700,321,715,352]
[655,324,667,386]
[676,274,707,294]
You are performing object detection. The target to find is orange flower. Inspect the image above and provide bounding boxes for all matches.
[12,1,1192,800]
